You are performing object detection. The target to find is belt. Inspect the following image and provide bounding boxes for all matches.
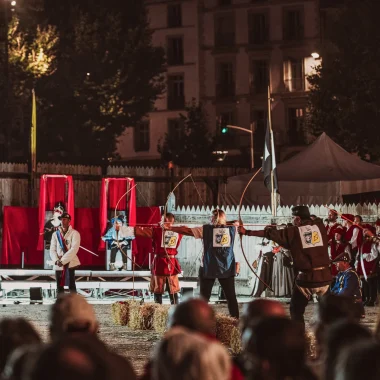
[155,254,176,258]
[298,266,328,274]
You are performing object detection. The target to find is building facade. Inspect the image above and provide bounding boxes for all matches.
[117,0,321,165]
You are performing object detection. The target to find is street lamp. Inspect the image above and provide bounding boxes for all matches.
[226,123,255,170]
[311,52,320,60]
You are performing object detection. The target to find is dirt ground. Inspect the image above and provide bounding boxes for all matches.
[0,300,378,374]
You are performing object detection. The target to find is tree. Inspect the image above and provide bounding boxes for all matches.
[306,0,380,161]
[158,99,215,166]
[37,0,166,163]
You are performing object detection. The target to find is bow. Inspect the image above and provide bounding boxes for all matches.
[238,168,274,292]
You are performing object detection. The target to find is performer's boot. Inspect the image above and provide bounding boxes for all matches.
[122,263,127,271]
[170,293,179,305]
[109,263,116,271]
[154,293,163,304]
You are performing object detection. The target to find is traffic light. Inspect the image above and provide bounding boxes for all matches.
[218,116,228,134]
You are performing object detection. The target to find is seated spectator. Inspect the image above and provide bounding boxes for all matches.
[49,293,99,340]
[242,317,315,380]
[323,321,372,380]
[330,252,364,315]
[30,334,136,380]
[336,340,380,380]
[0,318,41,373]
[151,326,231,380]
[314,293,362,358]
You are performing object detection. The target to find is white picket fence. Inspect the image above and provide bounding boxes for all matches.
[173,203,380,294]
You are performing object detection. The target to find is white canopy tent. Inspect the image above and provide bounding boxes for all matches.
[224,133,380,206]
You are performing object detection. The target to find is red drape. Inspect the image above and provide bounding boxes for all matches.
[99,178,136,251]
[134,207,162,267]
[37,175,74,250]
[1,206,159,268]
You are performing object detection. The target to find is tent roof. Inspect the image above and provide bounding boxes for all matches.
[275,132,380,182]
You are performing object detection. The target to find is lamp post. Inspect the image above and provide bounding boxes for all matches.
[226,123,255,170]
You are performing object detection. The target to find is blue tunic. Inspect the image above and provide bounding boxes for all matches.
[202,225,236,279]
[330,268,362,301]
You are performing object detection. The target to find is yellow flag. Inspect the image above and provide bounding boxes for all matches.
[31,89,37,173]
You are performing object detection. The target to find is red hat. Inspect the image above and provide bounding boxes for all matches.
[376,219,380,227]
[342,214,354,223]
[362,223,376,234]
[335,226,345,235]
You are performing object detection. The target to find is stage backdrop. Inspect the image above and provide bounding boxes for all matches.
[1,206,161,268]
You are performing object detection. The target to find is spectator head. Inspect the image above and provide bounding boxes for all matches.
[31,335,110,380]
[49,294,99,341]
[336,341,380,380]
[243,317,307,379]
[240,299,287,334]
[314,294,362,355]
[168,298,216,337]
[323,321,372,380]
[152,327,231,380]
[0,318,41,373]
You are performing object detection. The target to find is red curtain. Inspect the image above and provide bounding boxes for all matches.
[37,175,74,250]
[134,207,162,267]
[1,206,160,268]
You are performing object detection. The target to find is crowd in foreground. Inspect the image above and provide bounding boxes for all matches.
[0,293,380,380]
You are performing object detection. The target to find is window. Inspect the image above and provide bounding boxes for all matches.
[288,108,306,145]
[251,60,269,94]
[216,62,235,98]
[134,121,150,152]
[167,37,183,65]
[283,9,304,40]
[167,4,182,28]
[168,118,184,140]
[284,58,304,91]
[248,13,269,44]
[214,13,235,47]
[252,110,268,166]
[167,74,185,110]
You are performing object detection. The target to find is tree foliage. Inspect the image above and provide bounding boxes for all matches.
[306,0,380,160]
[158,99,215,167]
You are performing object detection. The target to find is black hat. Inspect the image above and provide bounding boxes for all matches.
[332,251,350,263]
[291,206,311,219]
[58,212,71,220]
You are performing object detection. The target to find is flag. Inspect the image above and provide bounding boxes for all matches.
[31,89,37,173]
[262,121,279,193]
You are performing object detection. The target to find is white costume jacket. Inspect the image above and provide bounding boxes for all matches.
[50,226,81,270]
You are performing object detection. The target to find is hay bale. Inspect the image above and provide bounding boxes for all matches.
[153,304,170,333]
[127,300,143,330]
[111,300,136,326]
[215,313,239,349]
[229,326,242,354]
[111,302,121,325]
[139,303,159,330]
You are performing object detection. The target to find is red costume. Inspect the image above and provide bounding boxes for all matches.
[151,227,183,276]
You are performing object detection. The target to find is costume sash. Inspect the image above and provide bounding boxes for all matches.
[56,230,70,287]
